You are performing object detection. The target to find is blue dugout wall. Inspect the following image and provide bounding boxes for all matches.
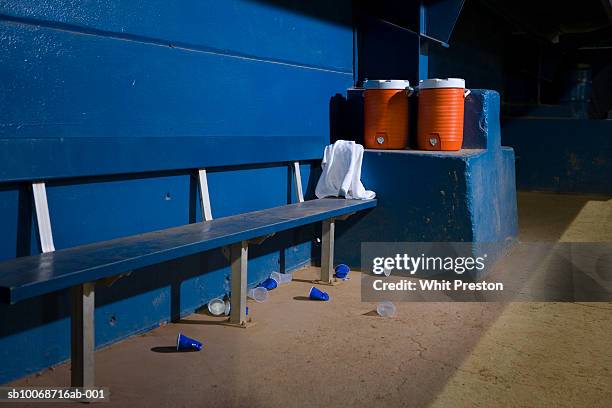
[0,0,354,382]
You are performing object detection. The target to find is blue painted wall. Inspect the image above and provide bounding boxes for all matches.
[502,118,612,194]
[0,0,353,383]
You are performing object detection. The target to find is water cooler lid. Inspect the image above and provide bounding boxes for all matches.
[419,78,465,89]
[364,79,411,90]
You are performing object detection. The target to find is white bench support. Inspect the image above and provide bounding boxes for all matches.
[32,182,55,253]
[228,241,249,327]
[32,182,95,388]
[320,219,335,284]
[293,162,304,203]
[198,169,213,221]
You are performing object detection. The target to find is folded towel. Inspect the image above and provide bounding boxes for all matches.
[315,140,375,200]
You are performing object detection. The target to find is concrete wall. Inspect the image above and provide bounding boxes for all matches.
[0,0,353,383]
[335,90,519,275]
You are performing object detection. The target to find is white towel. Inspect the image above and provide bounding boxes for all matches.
[315,140,376,200]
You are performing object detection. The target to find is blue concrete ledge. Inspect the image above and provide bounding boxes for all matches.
[335,90,518,278]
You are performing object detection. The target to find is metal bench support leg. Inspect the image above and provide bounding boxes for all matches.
[320,219,335,284]
[71,282,95,387]
[229,241,248,326]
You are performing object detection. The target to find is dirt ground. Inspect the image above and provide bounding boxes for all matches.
[6,192,612,408]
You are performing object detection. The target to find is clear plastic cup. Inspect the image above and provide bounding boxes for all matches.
[247,287,269,302]
[270,272,292,285]
[376,301,396,317]
[207,297,226,316]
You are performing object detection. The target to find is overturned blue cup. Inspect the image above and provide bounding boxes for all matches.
[335,264,350,279]
[259,278,278,290]
[177,332,203,351]
[309,286,329,301]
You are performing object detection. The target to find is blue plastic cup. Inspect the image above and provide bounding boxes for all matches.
[335,264,350,279]
[259,278,278,290]
[309,286,329,301]
[176,332,203,351]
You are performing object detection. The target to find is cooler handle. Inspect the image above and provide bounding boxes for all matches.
[464,89,471,97]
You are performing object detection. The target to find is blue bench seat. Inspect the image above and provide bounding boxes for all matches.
[0,198,376,304]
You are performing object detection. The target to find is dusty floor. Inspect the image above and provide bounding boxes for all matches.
[7,192,612,408]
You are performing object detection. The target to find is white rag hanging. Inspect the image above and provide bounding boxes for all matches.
[315,140,375,200]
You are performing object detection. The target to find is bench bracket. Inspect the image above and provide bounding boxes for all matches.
[335,212,356,221]
[198,169,213,221]
[248,233,275,245]
[32,182,55,253]
[97,271,132,287]
[293,162,304,203]
[222,233,274,260]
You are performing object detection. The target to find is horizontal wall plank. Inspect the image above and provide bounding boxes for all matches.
[0,136,323,182]
[0,22,351,140]
[0,0,353,72]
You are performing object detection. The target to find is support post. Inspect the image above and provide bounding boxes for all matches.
[293,162,304,203]
[198,169,213,221]
[71,282,95,388]
[320,219,335,284]
[229,241,248,326]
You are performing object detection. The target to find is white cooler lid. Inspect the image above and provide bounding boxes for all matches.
[364,79,411,90]
[419,78,465,89]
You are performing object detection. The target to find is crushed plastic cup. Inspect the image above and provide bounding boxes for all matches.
[309,286,329,301]
[270,272,292,285]
[247,287,269,302]
[259,278,278,290]
[207,297,226,316]
[176,332,203,351]
[376,301,396,318]
[335,264,350,279]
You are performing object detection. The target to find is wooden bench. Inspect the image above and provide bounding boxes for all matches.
[0,136,376,388]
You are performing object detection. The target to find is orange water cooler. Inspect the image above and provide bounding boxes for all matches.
[417,78,470,151]
[363,79,412,149]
